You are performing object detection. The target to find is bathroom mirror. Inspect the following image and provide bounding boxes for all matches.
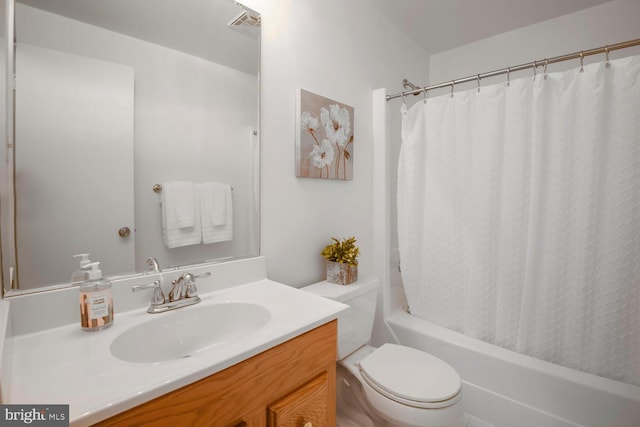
[2,0,261,294]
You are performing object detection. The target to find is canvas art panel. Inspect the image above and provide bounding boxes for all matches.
[296,89,354,180]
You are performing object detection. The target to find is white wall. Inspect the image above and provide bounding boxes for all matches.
[242,0,429,287]
[429,0,640,89]
[14,5,258,277]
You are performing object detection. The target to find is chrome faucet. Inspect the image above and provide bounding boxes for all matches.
[133,280,166,307]
[133,271,210,314]
[145,257,161,274]
[169,273,191,301]
[169,272,210,301]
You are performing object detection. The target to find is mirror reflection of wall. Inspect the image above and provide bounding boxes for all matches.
[4,0,260,292]
[16,44,135,288]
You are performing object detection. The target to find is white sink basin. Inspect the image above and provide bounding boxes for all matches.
[110,302,271,363]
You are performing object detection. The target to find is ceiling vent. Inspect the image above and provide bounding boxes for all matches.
[228,3,261,34]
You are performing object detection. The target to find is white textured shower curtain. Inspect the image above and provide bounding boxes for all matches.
[397,55,640,385]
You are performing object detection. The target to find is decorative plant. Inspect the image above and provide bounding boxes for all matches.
[321,237,359,266]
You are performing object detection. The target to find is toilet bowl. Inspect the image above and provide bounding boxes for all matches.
[302,275,463,427]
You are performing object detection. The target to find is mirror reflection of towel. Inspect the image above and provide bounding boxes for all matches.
[200,182,233,243]
[162,181,201,248]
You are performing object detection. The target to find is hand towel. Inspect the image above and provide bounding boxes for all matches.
[170,181,196,228]
[162,181,201,248]
[200,182,233,244]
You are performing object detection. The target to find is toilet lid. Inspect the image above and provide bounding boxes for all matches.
[359,344,461,406]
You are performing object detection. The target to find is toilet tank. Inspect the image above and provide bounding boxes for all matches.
[301,274,379,359]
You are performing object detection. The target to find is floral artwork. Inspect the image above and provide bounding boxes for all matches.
[296,89,354,180]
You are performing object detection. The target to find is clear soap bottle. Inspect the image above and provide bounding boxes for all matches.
[79,262,114,331]
[71,253,91,285]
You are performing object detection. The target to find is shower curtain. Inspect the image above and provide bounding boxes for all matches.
[397,55,640,385]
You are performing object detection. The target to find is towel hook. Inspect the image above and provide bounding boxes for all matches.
[604,45,611,69]
[450,81,455,98]
[476,74,481,93]
[579,50,584,73]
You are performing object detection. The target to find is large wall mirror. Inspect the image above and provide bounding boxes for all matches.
[1,0,261,294]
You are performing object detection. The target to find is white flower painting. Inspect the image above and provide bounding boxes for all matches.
[296,89,354,180]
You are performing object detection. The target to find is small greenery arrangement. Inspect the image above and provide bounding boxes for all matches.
[321,236,360,266]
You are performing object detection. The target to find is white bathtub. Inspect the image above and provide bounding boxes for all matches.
[386,307,640,427]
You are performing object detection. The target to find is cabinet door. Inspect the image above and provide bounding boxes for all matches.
[267,372,329,427]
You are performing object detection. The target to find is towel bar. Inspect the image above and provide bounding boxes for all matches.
[153,183,233,193]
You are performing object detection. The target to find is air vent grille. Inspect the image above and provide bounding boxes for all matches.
[228,10,261,29]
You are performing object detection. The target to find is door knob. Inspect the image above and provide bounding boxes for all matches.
[118,227,131,237]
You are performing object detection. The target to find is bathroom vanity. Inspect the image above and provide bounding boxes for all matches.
[96,321,336,427]
[1,258,346,426]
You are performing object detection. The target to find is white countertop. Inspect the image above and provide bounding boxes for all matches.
[6,279,347,426]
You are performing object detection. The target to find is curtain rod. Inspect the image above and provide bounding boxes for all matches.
[386,38,640,101]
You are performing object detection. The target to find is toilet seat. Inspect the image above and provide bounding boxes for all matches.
[359,343,462,409]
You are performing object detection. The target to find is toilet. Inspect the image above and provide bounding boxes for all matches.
[302,274,464,427]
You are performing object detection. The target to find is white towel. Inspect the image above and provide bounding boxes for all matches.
[200,182,233,244]
[171,181,196,228]
[162,181,201,248]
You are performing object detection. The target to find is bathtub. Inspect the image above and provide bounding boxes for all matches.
[386,304,640,427]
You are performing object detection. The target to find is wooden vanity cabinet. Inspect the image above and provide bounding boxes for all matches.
[94,320,337,427]
[267,372,330,427]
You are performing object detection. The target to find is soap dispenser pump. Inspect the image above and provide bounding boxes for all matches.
[79,262,114,331]
[71,253,91,284]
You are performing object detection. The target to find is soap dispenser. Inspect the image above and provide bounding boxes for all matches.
[79,262,114,331]
[71,253,91,284]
